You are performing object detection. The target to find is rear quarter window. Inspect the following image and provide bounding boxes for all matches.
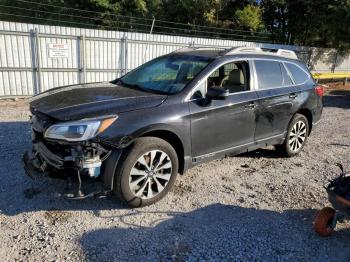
[254,60,284,89]
[280,63,293,86]
[285,63,310,84]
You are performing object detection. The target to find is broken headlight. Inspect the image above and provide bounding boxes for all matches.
[44,116,117,142]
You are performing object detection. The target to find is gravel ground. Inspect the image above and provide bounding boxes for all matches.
[0,85,349,261]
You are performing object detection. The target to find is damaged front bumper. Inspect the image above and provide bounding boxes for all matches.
[22,140,66,180]
[29,142,65,171]
[22,138,121,199]
[23,110,124,198]
[22,151,46,179]
[23,141,83,175]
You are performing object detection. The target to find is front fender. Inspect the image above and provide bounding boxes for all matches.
[101,149,123,190]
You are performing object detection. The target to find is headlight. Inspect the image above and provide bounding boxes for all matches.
[44,116,118,141]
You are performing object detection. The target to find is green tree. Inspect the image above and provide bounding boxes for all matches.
[160,0,216,25]
[235,4,264,32]
[286,0,350,49]
[261,0,288,44]
[313,0,350,50]
[0,0,102,27]
[0,0,349,48]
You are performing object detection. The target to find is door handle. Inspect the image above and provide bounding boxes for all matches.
[245,103,256,109]
[289,93,298,99]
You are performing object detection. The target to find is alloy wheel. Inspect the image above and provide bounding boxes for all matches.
[129,150,172,199]
[288,120,307,152]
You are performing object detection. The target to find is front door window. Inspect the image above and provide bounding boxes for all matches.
[207,61,250,94]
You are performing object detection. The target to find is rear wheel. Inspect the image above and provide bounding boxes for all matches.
[314,207,336,237]
[113,137,178,207]
[279,113,309,157]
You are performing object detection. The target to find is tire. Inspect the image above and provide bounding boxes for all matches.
[113,137,178,207]
[314,207,336,237]
[279,113,309,157]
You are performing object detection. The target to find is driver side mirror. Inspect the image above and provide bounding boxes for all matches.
[206,87,229,100]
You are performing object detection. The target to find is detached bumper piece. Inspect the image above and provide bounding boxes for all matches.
[22,151,47,179]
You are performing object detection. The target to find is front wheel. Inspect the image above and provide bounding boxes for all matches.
[278,113,309,157]
[113,137,178,207]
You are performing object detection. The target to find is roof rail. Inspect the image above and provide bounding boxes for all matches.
[224,47,298,60]
[275,49,298,59]
[170,47,194,53]
[171,46,226,54]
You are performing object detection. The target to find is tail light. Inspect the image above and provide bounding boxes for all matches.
[315,85,324,97]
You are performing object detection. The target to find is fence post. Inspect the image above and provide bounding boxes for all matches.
[77,36,82,84]
[34,28,42,93]
[307,48,313,69]
[332,51,338,73]
[143,17,155,63]
[120,36,124,76]
[188,40,195,47]
[29,29,39,95]
[124,36,128,75]
[120,34,128,76]
[77,36,81,84]
[77,35,86,84]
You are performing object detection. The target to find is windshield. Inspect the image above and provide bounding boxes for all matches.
[120,55,212,94]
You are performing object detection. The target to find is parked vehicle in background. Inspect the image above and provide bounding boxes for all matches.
[23,47,323,207]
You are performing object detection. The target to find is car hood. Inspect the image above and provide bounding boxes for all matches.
[30,82,167,121]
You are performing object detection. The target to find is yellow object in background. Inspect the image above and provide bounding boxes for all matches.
[312,72,350,79]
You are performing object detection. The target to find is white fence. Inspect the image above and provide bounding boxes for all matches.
[0,21,349,96]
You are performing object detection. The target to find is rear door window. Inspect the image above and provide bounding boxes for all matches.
[254,60,284,89]
[285,63,309,84]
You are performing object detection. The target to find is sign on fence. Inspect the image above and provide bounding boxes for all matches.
[48,43,69,58]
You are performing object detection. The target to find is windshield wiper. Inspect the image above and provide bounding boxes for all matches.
[115,79,140,88]
[114,79,170,95]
